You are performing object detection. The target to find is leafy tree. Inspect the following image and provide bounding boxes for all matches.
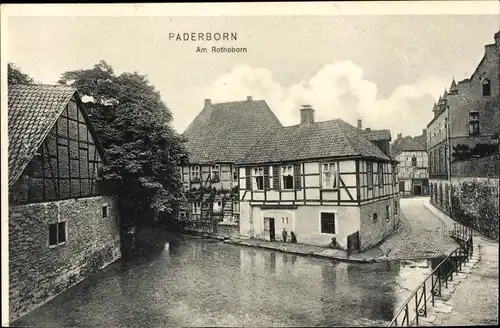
[59,61,188,231]
[8,63,35,85]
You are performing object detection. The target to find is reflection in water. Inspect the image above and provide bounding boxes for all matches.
[14,238,428,328]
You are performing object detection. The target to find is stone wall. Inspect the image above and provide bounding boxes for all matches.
[450,177,499,240]
[9,196,121,322]
[430,178,499,240]
[359,198,399,251]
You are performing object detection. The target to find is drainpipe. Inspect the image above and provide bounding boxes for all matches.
[446,106,453,218]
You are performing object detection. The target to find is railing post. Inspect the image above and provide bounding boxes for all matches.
[405,304,410,326]
[423,283,427,317]
[415,293,419,326]
[431,273,435,306]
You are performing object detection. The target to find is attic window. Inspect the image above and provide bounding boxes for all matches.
[483,79,491,97]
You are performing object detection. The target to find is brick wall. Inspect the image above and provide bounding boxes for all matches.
[9,196,121,322]
[451,154,500,178]
[359,198,398,251]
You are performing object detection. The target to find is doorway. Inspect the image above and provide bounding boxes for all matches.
[264,217,276,241]
[414,185,422,196]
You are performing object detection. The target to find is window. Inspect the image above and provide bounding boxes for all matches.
[233,169,238,181]
[281,165,294,190]
[252,167,264,190]
[367,162,373,189]
[386,206,390,223]
[483,78,491,97]
[399,181,405,192]
[211,165,220,181]
[469,112,480,135]
[213,201,222,213]
[392,166,396,185]
[321,162,338,189]
[373,213,378,222]
[190,166,200,181]
[102,205,108,218]
[49,222,66,247]
[282,217,289,224]
[320,212,335,234]
[192,202,201,214]
[378,163,384,187]
[411,156,417,167]
[233,201,239,213]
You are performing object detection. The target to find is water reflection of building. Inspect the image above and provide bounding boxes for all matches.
[346,261,399,322]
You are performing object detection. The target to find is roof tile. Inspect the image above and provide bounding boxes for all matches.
[182,99,283,164]
[238,119,391,165]
[8,84,77,185]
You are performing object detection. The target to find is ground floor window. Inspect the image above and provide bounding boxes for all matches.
[320,212,335,234]
[49,222,67,247]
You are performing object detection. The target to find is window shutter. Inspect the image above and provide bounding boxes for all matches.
[294,163,301,189]
[245,167,251,190]
[263,166,270,190]
[273,166,280,190]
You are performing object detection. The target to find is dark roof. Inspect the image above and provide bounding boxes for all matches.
[8,84,102,186]
[391,135,427,157]
[362,129,391,141]
[237,119,391,165]
[182,99,283,164]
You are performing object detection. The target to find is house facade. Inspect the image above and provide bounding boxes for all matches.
[392,130,429,197]
[179,97,282,236]
[237,106,400,253]
[427,30,500,214]
[8,85,121,321]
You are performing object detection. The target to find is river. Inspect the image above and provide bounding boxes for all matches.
[12,237,433,327]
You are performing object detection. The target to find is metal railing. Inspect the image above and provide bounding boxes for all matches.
[388,223,473,327]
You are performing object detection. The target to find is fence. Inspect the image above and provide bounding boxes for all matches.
[388,223,473,327]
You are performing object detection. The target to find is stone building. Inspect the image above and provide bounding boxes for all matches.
[178,97,282,236]
[236,105,400,253]
[426,30,499,239]
[391,130,429,197]
[8,85,121,321]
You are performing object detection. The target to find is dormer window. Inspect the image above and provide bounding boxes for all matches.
[483,78,491,97]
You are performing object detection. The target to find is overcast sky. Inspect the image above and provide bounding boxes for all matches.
[6,13,499,137]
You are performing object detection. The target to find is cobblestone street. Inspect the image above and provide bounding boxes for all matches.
[378,197,459,260]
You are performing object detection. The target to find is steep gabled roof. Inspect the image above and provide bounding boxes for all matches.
[182,99,283,164]
[237,119,391,165]
[8,84,104,186]
[391,135,427,158]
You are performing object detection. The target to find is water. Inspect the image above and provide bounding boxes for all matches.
[13,237,433,327]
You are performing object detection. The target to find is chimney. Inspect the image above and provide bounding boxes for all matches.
[357,119,362,130]
[397,133,402,139]
[422,129,427,137]
[299,105,315,124]
[204,98,212,108]
[247,96,253,101]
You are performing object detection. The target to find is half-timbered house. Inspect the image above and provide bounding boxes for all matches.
[236,105,400,253]
[8,84,121,321]
[179,96,282,236]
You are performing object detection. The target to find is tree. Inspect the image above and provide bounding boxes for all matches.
[59,61,188,231]
[8,63,35,85]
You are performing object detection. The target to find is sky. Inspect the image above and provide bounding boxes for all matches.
[6,11,499,138]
